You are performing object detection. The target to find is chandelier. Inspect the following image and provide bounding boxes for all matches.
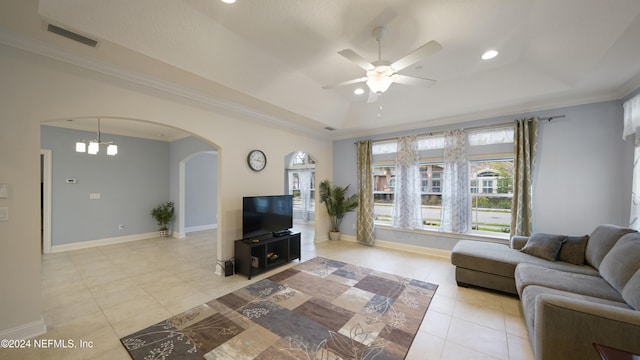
[75,118,118,156]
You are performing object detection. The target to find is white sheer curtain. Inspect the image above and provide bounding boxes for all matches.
[624,94,640,230]
[440,129,469,233]
[392,135,422,229]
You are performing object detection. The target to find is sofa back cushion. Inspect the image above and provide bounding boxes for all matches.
[584,224,636,269]
[599,232,640,293]
[622,270,640,310]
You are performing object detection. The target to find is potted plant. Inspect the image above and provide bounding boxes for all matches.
[319,180,358,240]
[151,201,174,237]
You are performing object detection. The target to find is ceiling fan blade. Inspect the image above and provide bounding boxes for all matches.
[338,49,375,71]
[367,90,379,103]
[391,40,443,71]
[393,74,437,87]
[322,77,368,90]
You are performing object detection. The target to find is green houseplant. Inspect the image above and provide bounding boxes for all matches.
[319,180,358,240]
[151,201,174,237]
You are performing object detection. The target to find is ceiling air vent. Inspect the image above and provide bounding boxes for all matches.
[47,24,98,48]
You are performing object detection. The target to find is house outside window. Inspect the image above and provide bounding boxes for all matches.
[373,165,395,225]
[470,160,513,235]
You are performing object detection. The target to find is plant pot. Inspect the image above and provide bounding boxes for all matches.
[159,229,171,237]
[329,231,341,240]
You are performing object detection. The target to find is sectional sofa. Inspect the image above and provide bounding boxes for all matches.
[450,224,640,359]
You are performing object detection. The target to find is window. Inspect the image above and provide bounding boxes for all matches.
[470,160,513,235]
[420,164,443,229]
[371,126,514,238]
[286,151,316,222]
[373,165,395,225]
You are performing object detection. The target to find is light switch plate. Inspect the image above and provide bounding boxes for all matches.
[0,184,8,198]
[0,207,8,221]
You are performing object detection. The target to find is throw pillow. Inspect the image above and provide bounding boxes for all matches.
[520,233,566,261]
[557,235,589,265]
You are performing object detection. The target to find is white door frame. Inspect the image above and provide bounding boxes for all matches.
[41,149,52,254]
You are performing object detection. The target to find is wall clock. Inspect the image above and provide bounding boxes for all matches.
[247,150,267,172]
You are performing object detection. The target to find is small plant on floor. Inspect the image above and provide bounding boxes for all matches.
[151,201,174,236]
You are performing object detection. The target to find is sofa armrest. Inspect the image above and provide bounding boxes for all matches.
[510,235,529,250]
[534,294,640,360]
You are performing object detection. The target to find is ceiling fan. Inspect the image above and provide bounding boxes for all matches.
[323,26,442,102]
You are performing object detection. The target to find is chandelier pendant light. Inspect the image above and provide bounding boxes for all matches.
[75,118,118,156]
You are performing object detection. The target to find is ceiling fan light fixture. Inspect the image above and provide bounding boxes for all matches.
[366,66,394,94]
[354,88,365,95]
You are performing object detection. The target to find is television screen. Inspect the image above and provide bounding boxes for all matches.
[242,195,293,238]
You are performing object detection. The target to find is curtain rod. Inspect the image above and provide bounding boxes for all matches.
[355,114,566,144]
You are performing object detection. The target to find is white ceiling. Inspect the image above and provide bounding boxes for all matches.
[4,0,640,140]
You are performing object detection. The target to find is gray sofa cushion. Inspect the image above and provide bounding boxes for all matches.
[520,285,631,339]
[599,232,640,293]
[515,263,624,302]
[520,233,566,261]
[557,235,589,265]
[622,270,640,310]
[452,240,599,278]
[584,224,636,269]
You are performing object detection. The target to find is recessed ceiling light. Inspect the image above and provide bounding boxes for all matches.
[221,0,236,3]
[354,88,365,95]
[481,50,499,60]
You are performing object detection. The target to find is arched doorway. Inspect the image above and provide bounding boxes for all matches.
[40,117,222,266]
[285,151,316,225]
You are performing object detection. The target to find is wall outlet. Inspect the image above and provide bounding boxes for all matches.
[118,224,125,230]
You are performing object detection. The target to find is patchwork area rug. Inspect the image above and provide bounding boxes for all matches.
[120,256,438,359]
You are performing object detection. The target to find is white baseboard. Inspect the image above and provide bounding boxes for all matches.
[50,232,159,253]
[185,224,217,233]
[340,234,451,259]
[0,318,47,340]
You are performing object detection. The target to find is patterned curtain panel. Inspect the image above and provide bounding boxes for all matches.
[511,117,539,237]
[623,94,640,230]
[440,129,469,233]
[393,135,422,229]
[356,140,375,245]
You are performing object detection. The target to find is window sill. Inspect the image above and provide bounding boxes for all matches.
[374,223,510,243]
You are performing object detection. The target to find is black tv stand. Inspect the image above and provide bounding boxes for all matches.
[234,232,301,280]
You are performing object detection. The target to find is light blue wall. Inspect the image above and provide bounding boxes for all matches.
[333,100,634,250]
[169,136,218,231]
[185,152,217,228]
[41,126,170,245]
[41,128,219,245]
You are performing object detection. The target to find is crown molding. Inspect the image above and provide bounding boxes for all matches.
[0,28,332,140]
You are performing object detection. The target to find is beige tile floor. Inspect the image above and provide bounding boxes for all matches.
[0,226,534,359]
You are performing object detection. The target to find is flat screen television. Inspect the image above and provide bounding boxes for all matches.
[242,195,293,238]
